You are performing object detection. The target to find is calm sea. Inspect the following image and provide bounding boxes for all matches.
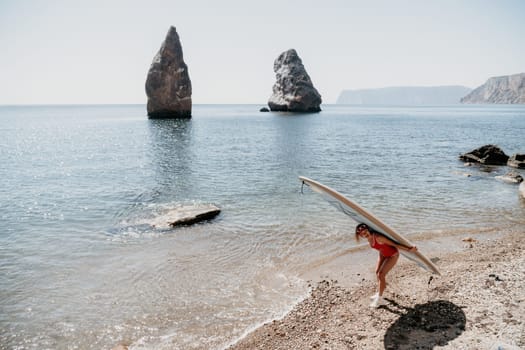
[1,104,524,349]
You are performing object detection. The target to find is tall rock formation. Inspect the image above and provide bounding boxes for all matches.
[145,26,192,118]
[460,73,525,104]
[268,49,322,112]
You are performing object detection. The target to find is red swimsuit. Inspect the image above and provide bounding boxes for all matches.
[371,234,398,257]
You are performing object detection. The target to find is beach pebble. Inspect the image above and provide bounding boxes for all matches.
[489,342,523,350]
[112,345,128,350]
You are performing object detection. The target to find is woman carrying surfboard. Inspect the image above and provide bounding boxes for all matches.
[355,223,417,308]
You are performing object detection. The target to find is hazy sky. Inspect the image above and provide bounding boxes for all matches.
[1,0,524,104]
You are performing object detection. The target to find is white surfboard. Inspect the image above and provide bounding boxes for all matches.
[299,176,440,275]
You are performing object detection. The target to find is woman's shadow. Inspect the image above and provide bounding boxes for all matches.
[382,299,466,350]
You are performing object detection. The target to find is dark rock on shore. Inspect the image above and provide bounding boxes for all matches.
[508,154,525,169]
[459,145,509,165]
[460,73,525,104]
[146,26,192,118]
[268,49,322,113]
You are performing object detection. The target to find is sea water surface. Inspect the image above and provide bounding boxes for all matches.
[1,104,524,349]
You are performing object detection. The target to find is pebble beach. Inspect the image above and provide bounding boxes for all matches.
[228,230,525,350]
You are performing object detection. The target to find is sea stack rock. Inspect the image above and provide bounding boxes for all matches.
[460,73,525,104]
[268,49,322,112]
[145,26,192,118]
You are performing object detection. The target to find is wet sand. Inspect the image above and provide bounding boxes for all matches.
[228,230,525,350]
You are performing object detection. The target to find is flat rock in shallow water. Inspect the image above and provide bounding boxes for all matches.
[520,182,525,199]
[151,204,220,228]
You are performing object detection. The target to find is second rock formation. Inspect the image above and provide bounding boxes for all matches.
[268,49,322,113]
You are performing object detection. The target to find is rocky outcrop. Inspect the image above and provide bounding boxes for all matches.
[146,26,192,118]
[268,49,322,112]
[459,145,509,165]
[460,73,525,104]
[508,154,525,169]
[337,86,471,105]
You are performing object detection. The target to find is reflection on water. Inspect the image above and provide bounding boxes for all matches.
[147,118,194,202]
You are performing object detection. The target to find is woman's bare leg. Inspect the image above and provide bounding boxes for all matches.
[377,254,399,296]
[374,254,386,295]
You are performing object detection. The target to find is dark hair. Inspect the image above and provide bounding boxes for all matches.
[355,223,369,242]
[355,223,381,242]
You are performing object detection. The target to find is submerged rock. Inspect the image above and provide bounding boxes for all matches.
[151,204,221,229]
[146,26,192,118]
[495,172,523,184]
[268,49,322,113]
[459,145,509,165]
[508,154,525,169]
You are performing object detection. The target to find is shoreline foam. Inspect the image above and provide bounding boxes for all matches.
[227,229,525,349]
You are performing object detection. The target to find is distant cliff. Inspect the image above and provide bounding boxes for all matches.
[337,86,471,105]
[460,73,525,104]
